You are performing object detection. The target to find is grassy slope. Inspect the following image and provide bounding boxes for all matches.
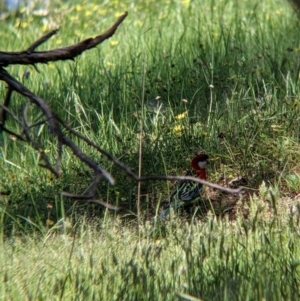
[1,210,300,301]
[1,0,300,300]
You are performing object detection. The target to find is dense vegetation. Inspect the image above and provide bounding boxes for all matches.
[1,0,300,300]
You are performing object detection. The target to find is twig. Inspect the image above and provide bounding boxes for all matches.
[26,29,59,53]
[0,105,27,140]
[138,175,243,195]
[56,138,63,175]
[0,105,23,125]
[0,126,25,141]
[58,116,242,194]
[0,67,114,184]
[137,62,147,224]
[0,13,128,202]
[289,0,300,9]
[22,102,60,177]
[87,199,119,210]
[28,119,48,129]
[0,11,242,207]
[0,86,13,127]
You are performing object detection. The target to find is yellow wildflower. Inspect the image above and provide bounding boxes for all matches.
[47,219,55,227]
[42,25,48,33]
[175,111,188,120]
[271,125,282,132]
[173,125,185,136]
[99,9,107,16]
[70,15,79,21]
[93,5,99,11]
[110,40,119,47]
[21,22,28,29]
[76,5,83,12]
[182,0,190,6]
[134,20,143,27]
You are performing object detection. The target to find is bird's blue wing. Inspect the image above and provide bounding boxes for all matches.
[180,183,203,201]
[159,176,204,220]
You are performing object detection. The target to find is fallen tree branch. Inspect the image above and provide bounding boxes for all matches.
[0,86,12,126]
[0,61,114,184]
[0,13,128,194]
[0,12,128,67]
[0,11,242,212]
[0,105,27,140]
[289,0,300,9]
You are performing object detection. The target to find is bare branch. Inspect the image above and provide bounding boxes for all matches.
[61,192,119,210]
[61,192,94,199]
[89,172,102,197]
[0,10,242,213]
[0,190,10,196]
[0,67,115,184]
[0,105,25,127]
[289,0,300,9]
[0,86,13,127]
[0,12,128,67]
[28,119,48,129]
[22,102,60,177]
[56,138,63,175]
[26,29,59,53]
[0,13,128,191]
[57,117,242,195]
[0,126,25,141]
[87,199,119,211]
[138,175,243,195]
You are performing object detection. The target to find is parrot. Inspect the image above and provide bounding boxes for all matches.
[159,153,209,219]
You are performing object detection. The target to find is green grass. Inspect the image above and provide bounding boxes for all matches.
[1,204,300,301]
[1,0,300,299]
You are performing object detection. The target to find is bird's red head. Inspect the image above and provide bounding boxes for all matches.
[191,154,209,180]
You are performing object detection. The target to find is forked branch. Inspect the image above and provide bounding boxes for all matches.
[0,12,128,67]
[0,11,242,209]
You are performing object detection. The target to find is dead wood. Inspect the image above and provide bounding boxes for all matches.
[289,0,300,9]
[0,11,243,211]
[0,12,128,67]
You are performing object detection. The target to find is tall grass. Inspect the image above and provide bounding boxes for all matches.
[1,0,300,299]
[1,201,300,301]
[2,0,300,221]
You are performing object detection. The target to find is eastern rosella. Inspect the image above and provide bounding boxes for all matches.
[160,154,209,219]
